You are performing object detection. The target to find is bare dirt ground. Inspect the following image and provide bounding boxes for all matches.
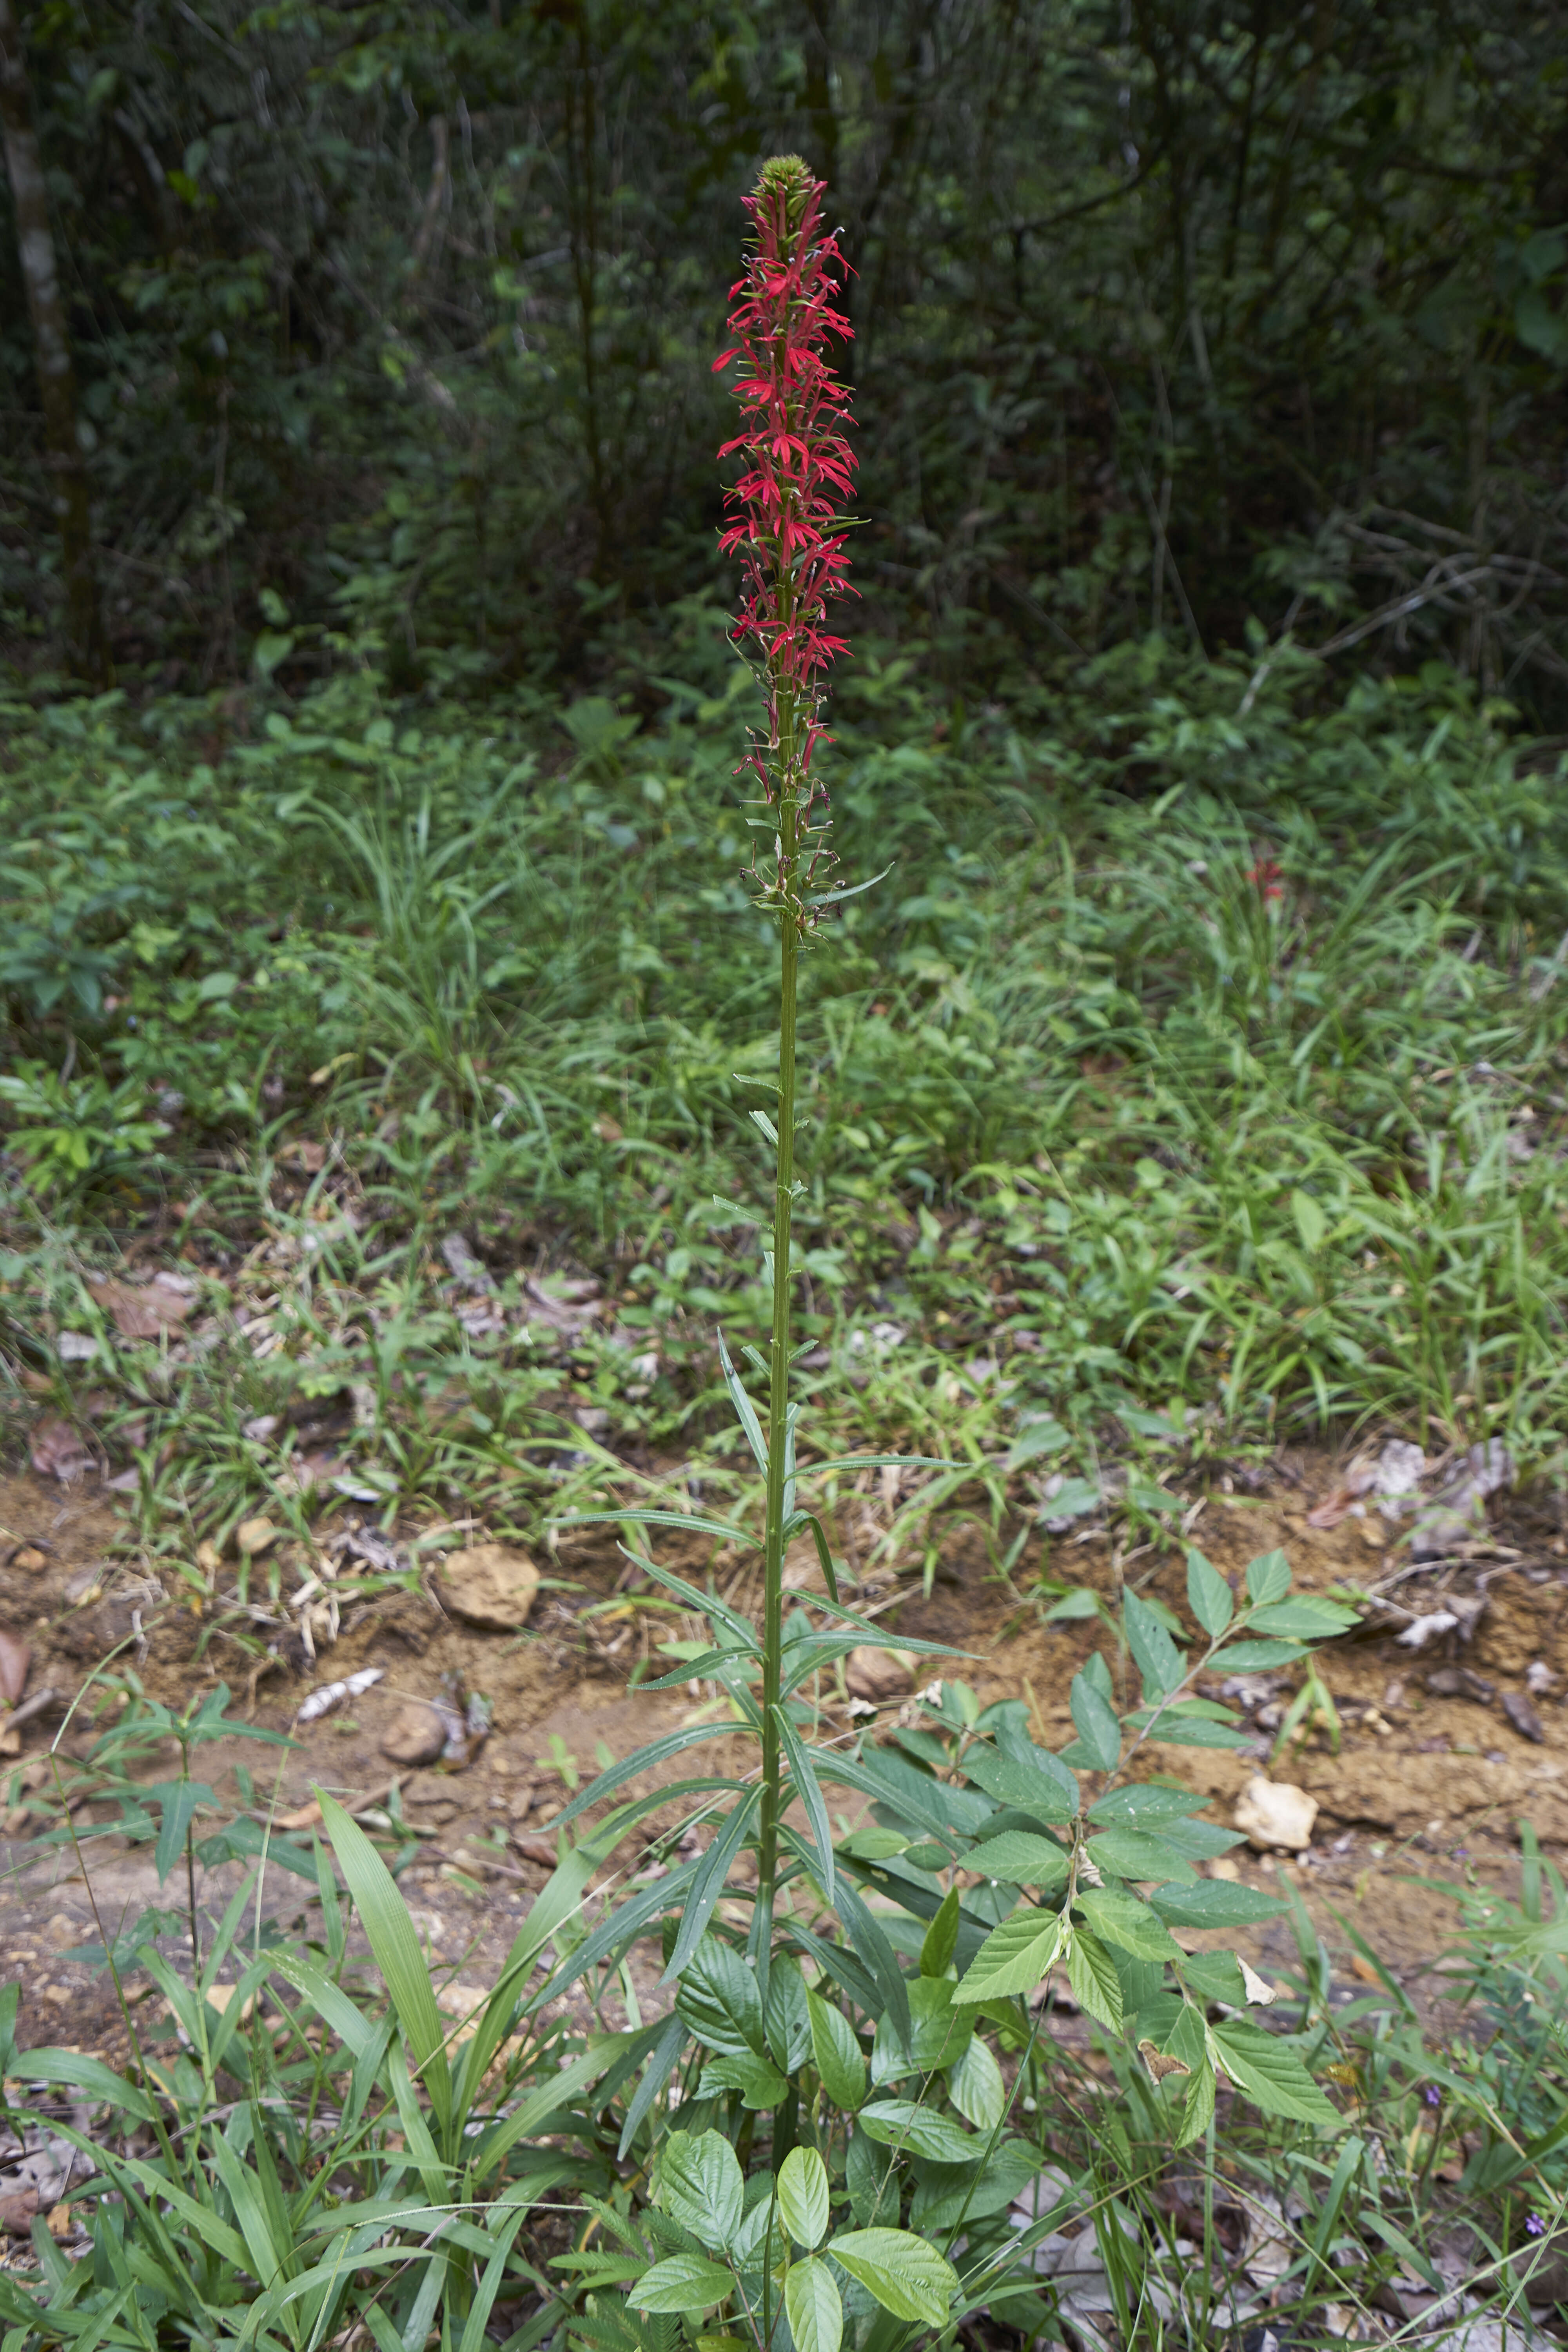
[2,1445,1563,2073]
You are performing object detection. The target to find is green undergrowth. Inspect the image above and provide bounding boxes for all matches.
[4,628,1568,1562]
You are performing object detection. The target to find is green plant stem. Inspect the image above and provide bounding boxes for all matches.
[757,769,800,1938]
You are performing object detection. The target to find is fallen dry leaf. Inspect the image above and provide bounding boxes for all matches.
[513,1834,559,1866]
[45,2203,74,2241]
[87,1273,196,1340]
[237,1517,278,1556]
[1350,1953,1383,1985]
[274,1799,325,1832]
[1138,2038,1190,2083]
[29,1417,95,1482]
[0,1633,30,1707]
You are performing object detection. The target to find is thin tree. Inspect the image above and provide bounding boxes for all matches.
[0,0,108,682]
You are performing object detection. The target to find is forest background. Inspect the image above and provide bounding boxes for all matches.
[4,0,1568,1517]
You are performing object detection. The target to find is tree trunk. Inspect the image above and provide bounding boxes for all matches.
[0,0,108,682]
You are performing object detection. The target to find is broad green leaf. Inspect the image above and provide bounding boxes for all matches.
[778,2145,830,2250]
[696,2049,788,2109]
[1210,2019,1340,2125]
[765,1958,812,2074]
[1186,1549,1233,1636]
[1085,1828,1198,1885]
[1066,1929,1123,2029]
[1151,1881,1287,1929]
[1248,1597,1359,1638]
[658,2129,744,2250]
[960,1740,1077,1822]
[1069,1671,1121,1772]
[1074,1887,1183,1962]
[1206,1639,1305,1671]
[828,2229,958,2327]
[920,1886,960,1977]
[1005,1417,1069,1468]
[677,1935,766,2057]
[960,1908,1065,2001]
[1087,1784,1206,1828]
[906,1976,971,2070]
[1152,1816,1245,1861]
[1245,1550,1292,1606]
[858,2100,979,2164]
[807,1987,867,2112]
[1124,1591,1186,1699]
[968,1831,1069,1888]
[946,2033,1005,2132]
[152,1780,207,1886]
[316,1790,449,2138]
[785,2257,842,2352]
[630,2254,737,2313]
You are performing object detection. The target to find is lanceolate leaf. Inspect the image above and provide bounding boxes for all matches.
[1069,1671,1122,1772]
[317,1791,450,2139]
[1186,1549,1233,1637]
[807,1987,867,2111]
[1085,1828,1199,1885]
[1066,1929,1123,2029]
[717,1327,768,1471]
[969,1831,1069,1888]
[551,1723,744,1832]
[831,1876,911,2046]
[529,1857,702,2012]
[1124,1590,1187,1698]
[665,1791,762,1980]
[778,2145,831,2249]
[773,1702,835,1906]
[554,1508,760,1550]
[1150,1880,1287,1930]
[618,2011,687,2160]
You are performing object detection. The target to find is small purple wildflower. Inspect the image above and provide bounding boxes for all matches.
[1423,2084,1441,2108]
[1526,2215,1547,2238]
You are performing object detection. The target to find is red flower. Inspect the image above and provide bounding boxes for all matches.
[1245,857,1285,902]
[715,156,857,912]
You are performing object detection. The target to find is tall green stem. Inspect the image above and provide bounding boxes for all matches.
[756,713,802,1935]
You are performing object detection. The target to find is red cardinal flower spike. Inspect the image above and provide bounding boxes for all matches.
[714,154,857,927]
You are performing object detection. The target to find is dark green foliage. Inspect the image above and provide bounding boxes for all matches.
[1,0,1565,703]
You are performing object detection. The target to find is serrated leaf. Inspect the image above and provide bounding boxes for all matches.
[1067,1929,1123,2029]
[1245,1550,1292,1606]
[960,1907,1065,2001]
[807,1988,867,2112]
[1074,1887,1183,1962]
[1087,1783,1205,1828]
[1178,2057,1217,2146]
[1207,1639,1305,1671]
[969,1830,1070,1888]
[657,2130,744,2250]
[1248,1597,1358,1638]
[630,2254,737,2313]
[1210,2019,1340,2125]
[1186,1550,1233,1637]
[828,2230,958,2327]
[1085,1828,1198,1885]
[778,2146,830,2250]
[1125,1590,1186,1699]
[784,2258,843,2352]
[961,1738,1078,1821]
[858,2100,979,2164]
[695,2050,788,2109]
[1069,1671,1122,1772]
[946,2034,1005,2131]
[1151,1881,1288,1929]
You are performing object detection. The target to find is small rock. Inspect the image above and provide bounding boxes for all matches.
[1208,1857,1241,1881]
[1503,1688,1545,1744]
[436,1544,540,1632]
[380,1702,449,1768]
[1234,1776,1319,1853]
[1412,1509,1473,1561]
[513,1833,559,1866]
[844,1645,917,1702]
[0,1633,29,1707]
[13,1549,47,1575]
[1527,1659,1556,1697]
[236,1517,278,1556]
